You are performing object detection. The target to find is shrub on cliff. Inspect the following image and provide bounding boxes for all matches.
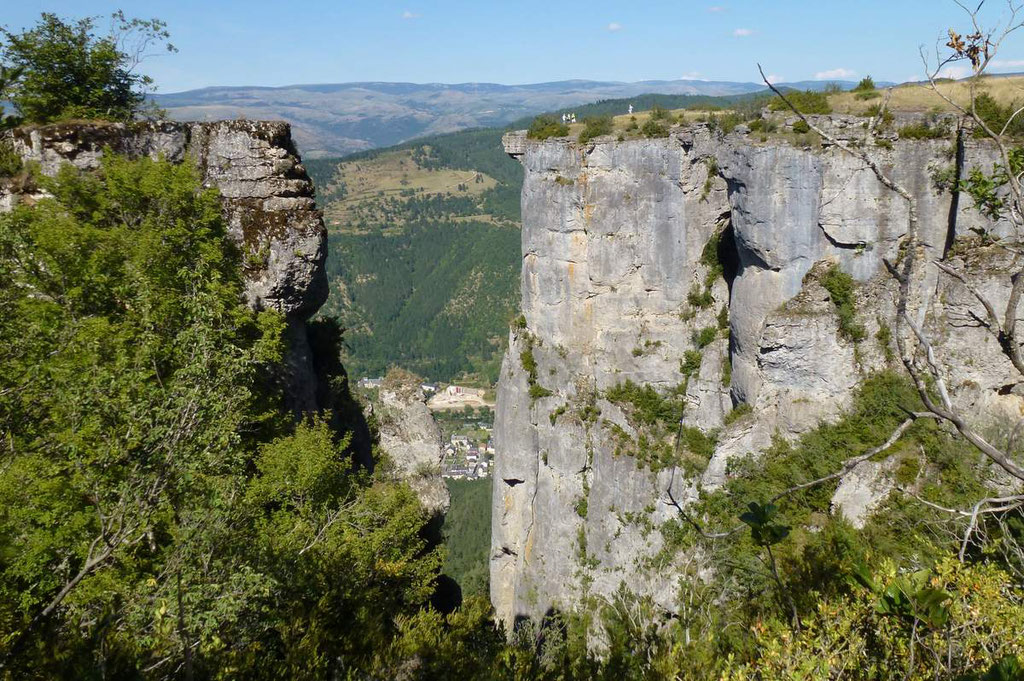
[578,115,613,143]
[641,118,669,138]
[769,89,832,115]
[0,12,175,123]
[527,114,569,140]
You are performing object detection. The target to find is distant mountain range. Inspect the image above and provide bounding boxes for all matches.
[153,78,883,157]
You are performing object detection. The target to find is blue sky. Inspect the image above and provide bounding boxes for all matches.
[4,1,1023,93]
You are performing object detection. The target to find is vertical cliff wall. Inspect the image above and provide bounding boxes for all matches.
[491,118,1022,625]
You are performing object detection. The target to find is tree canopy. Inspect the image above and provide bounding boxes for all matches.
[0,12,174,124]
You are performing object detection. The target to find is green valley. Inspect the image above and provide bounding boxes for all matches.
[310,127,524,385]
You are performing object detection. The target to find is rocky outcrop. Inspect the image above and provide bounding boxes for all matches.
[373,371,451,517]
[1,120,327,413]
[491,118,1022,625]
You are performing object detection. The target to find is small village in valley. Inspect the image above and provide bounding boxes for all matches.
[357,376,495,479]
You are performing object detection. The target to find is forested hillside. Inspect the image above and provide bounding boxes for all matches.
[311,126,523,384]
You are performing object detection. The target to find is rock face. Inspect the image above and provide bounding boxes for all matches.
[491,119,1022,625]
[1,120,328,413]
[374,371,451,517]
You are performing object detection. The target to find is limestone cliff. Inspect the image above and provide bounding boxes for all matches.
[373,371,451,517]
[491,116,1022,624]
[1,120,327,413]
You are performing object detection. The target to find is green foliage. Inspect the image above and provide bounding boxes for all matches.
[520,339,553,402]
[791,119,810,134]
[313,128,524,384]
[680,350,703,377]
[321,221,519,383]
[648,104,671,121]
[605,381,681,427]
[821,264,867,342]
[723,402,752,426]
[527,114,569,140]
[442,478,492,597]
[863,103,895,126]
[641,118,669,138]
[748,117,779,133]
[679,426,717,463]
[740,502,791,547]
[530,383,554,400]
[854,76,877,92]
[0,154,445,676]
[0,138,22,177]
[693,326,719,349]
[871,569,952,629]
[899,120,951,140]
[700,157,719,201]
[960,147,1024,221]
[574,495,589,519]
[0,12,175,123]
[876,323,894,360]
[769,89,832,115]
[687,283,714,308]
[578,115,613,143]
[973,92,1024,138]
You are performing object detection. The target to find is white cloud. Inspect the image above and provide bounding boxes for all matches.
[937,64,971,79]
[733,28,754,37]
[681,71,706,81]
[607,22,623,32]
[814,67,856,80]
[401,10,420,19]
[708,5,726,11]
[991,59,1024,69]
[765,73,783,84]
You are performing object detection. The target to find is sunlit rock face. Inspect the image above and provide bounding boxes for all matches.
[491,119,1020,625]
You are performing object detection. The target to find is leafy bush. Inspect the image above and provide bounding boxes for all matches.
[973,92,1024,138]
[769,90,832,115]
[527,114,569,140]
[680,350,703,377]
[693,326,718,349]
[748,117,779,133]
[578,115,613,143]
[687,283,714,308]
[649,104,671,121]
[0,12,174,123]
[821,264,867,342]
[723,402,753,426]
[0,138,22,177]
[641,119,669,138]
[605,380,682,427]
[899,120,950,140]
[791,119,810,134]
[854,76,876,91]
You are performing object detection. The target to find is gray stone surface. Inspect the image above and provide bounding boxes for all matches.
[375,375,450,518]
[493,119,1024,626]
